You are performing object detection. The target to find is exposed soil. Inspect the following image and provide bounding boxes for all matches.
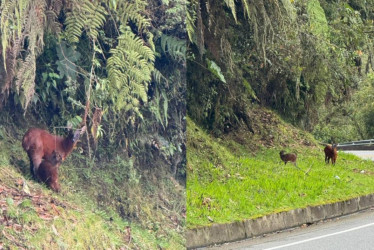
[353,168,374,176]
[222,107,318,154]
[0,178,72,249]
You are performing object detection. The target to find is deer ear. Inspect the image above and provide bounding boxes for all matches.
[80,125,86,134]
[67,122,73,130]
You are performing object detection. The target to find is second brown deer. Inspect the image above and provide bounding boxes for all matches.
[279,150,297,165]
[324,144,338,165]
[37,150,62,192]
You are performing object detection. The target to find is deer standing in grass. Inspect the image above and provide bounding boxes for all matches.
[37,150,62,192]
[279,150,297,166]
[324,144,338,165]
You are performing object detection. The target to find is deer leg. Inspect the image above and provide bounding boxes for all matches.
[27,151,36,179]
[27,153,35,178]
[291,162,303,172]
[31,154,43,180]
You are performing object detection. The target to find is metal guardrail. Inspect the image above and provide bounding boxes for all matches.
[337,139,374,147]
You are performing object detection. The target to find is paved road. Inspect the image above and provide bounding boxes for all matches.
[343,150,374,161]
[203,209,374,250]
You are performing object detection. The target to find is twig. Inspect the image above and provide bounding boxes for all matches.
[291,164,310,176]
[82,40,96,160]
[305,166,312,176]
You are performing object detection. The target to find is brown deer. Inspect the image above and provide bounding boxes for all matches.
[280,150,297,165]
[324,144,338,165]
[22,126,86,178]
[37,150,62,192]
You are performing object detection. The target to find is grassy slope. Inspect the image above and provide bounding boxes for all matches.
[0,127,184,249]
[187,107,374,228]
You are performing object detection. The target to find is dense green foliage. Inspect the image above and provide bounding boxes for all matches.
[0,0,186,158]
[185,0,374,234]
[187,0,374,142]
[0,0,186,248]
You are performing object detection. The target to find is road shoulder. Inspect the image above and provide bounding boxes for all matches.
[186,193,374,249]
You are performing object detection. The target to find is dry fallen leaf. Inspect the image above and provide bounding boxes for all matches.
[51,225,59,236]
[12,224,22,232]
[124,226,132,243]
[39,214,53,221]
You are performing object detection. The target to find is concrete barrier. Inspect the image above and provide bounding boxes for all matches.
[186,194,374,249]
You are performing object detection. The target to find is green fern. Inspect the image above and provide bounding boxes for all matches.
[152,69,168,85]
[116,1,150,32]
[64,0,107,43]
[241,0,251,19]
[149,89,169,130]
[224,0,237,23]
[107,26,155,122]
[160,34,186,61]
[108,0,155,52]
[1,0,30,69]
[16,53,36,111]
[186,0,197,42]
[206,59,226,83]
[1,0,156,125]
[1,0,12,67]
[0,0,45,110]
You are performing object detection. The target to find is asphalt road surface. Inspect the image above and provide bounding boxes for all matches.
[343,150,374,161]
[204,209,374,250]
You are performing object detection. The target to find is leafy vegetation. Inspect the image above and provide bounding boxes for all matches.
[187,0,374,141]
[187,112,374,228]
[0,123,185,249]
[0,167,180,249]
[186,0,374,227]
[0,0,186,248]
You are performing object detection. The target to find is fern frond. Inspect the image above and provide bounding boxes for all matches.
[51,0,63,14]
[107,24,155,116]
[45,10,61,34]
[117,27,155,62]
[241,0,251,19]
[152,69,168,86]
[186,0,197,43]
[160,34,186,61]
[1,0,45,110]
[64,0,107,43]
[1,0,25,69]
[117,1,150,32]
[15,53,36,110]
[25,0,46,54]
[224,0,237,23]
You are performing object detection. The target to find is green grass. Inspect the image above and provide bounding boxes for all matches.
[0,163,178,249]
[0,126,185,249]
[187,117,374,228]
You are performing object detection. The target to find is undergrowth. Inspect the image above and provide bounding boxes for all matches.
[0,125,185,249]
[187,109,374,228]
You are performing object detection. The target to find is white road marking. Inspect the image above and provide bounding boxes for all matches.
[263,222,374,250]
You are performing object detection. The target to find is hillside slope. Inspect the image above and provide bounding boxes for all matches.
[0,127,184,249]
[187,106,374,228]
